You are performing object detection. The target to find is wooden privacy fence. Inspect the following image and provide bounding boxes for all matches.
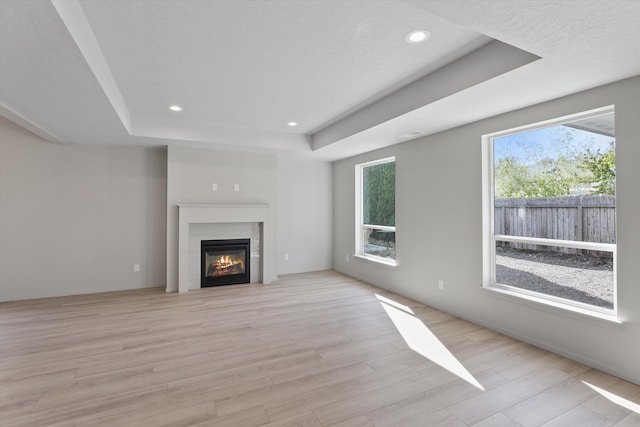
[494,195,616,254]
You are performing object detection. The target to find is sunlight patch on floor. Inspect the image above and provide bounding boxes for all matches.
[583,381,640,414]
[375,294,484,391]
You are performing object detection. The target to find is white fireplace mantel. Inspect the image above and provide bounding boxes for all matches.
[177,204,273,293]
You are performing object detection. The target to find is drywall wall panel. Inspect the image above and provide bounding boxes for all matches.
[166,146,277,291]
[333,76,640,385]
[0,117,167,300]
[276,157,332,275]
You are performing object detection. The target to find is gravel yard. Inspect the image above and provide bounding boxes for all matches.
[495,247,614,309]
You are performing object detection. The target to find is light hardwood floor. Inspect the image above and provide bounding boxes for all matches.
[1,270,638,426]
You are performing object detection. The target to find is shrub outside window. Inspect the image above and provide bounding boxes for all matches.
[356,157,396,265]
[482,107,616,317]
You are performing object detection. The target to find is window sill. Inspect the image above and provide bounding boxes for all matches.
[353,254,398,269]
[480,285,622,328]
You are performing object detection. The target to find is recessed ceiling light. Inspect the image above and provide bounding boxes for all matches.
[288,122,298,127]
[169,105,183,112]
[405,30,431,44]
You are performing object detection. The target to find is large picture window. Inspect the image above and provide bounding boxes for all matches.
[482,107,616,317]
[355,157,396,265]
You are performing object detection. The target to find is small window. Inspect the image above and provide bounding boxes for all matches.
[482,107,616,316]
[355,157,396,265]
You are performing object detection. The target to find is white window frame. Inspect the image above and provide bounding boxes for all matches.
[355,157,397,266]
[481,106,617,319]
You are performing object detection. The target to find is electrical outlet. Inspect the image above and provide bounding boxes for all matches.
[284,253,289,261]
[234,184,240,192]
[345,254,349,262]
[212,183,218,192]
[438,280,444,290]
[134,264,140,272]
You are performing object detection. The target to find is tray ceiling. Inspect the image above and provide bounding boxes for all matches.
[1,0,639,160]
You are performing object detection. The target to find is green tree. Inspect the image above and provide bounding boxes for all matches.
[494,157,531,198]
[494,123,615,199]
[363,162,395,226]
[531,156,584,197]
[494,155,586,198]
[579,142,616,195]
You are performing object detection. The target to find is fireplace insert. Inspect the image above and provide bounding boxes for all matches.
[201,239,250,287]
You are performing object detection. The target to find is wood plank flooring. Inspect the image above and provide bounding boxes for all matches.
[1,270,638,426]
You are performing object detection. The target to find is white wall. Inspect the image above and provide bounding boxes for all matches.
[166,147,333,291]
[166,146,278,292]
[276,158,333,275]
[0,126,333,300]
[333,76,640,385]
[0,117,167,301]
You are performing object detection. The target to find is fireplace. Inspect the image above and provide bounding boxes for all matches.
[201,239,250,287]
[177,204,272,293]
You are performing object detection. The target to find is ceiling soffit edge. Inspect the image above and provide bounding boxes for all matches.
[312,40,541,151]
[51,0,132,134]
[0,103,65,144]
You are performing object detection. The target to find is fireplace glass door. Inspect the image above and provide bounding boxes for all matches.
[201,239,250,287]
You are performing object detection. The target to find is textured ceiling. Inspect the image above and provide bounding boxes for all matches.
[80,0,487,133]
[1,0,639,160]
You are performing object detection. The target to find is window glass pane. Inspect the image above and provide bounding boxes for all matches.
[495,242,613,309]
[363,228,396,261]
[493,112,615,243]
[363,162,395,227]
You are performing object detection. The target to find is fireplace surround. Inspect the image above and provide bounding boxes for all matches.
[177,204,273,293]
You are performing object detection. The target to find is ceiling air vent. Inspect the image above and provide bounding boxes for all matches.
[399,130,425,139]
